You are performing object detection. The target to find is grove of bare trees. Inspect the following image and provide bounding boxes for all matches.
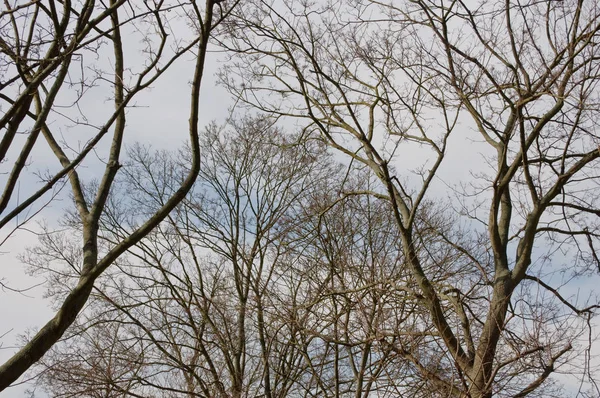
[2,0,600,397]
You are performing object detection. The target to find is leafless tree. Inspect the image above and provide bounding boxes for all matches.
[28,321,146,398]
[219,0,600,396]
[32,117,468,397]
[29,117,337,397]
[275,178,420,397]
[0,0,237,390]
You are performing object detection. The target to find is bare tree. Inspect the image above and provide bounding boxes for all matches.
[29,117,337,397]
[219,0,600,396]
[0,0,237,389]
[33,116,463,397]
[33,137,481,397]
[276,178,421,398]
[28,321,146,398]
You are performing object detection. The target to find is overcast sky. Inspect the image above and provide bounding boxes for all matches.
[2,3,600,396]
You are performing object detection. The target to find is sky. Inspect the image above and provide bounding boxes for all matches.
[1,1,600,397]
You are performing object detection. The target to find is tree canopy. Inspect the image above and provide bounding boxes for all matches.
[1,0,600,397]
